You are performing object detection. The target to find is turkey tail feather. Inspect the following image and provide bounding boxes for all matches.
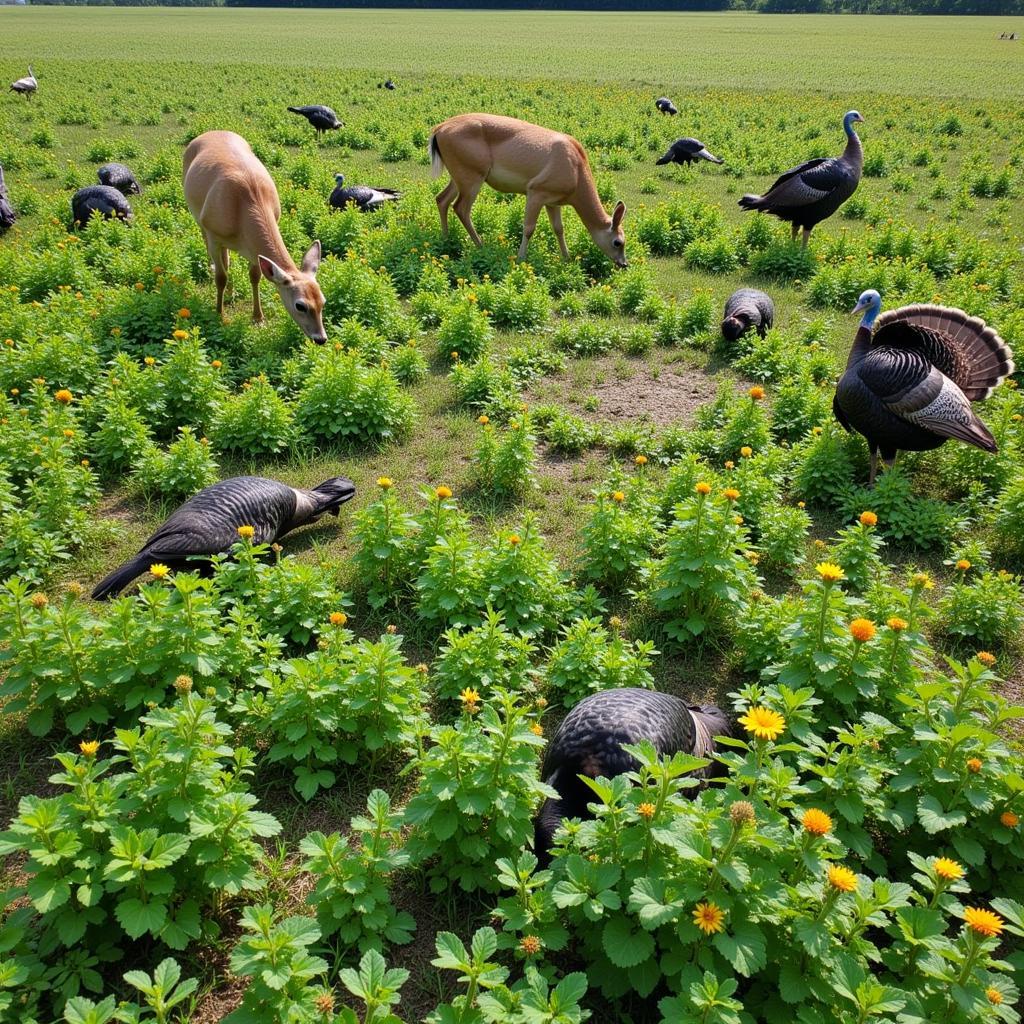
[738,194,762,210]
[91,555,150,600]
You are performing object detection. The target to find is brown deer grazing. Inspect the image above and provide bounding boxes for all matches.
[429,113,627,268]
[183,131,327,343]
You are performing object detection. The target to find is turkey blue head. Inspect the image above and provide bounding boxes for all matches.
[844,111,865,135]
[851,289,882,328]
[334,173,345,185]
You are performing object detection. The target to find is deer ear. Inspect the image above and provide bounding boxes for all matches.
[301,240,322,277]
[258,255,289,285]
[611,201,626,229]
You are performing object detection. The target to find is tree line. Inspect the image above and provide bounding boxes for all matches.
[24,0,1024,14]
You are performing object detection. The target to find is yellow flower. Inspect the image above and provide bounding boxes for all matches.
[79,740,100,757]
[695,481,712,496]
[724,460,735,470]
[816,562,845,584]
[859,511,878,526]
[692,902,725,935]
[450,351,460,360]
[174,675,193,693]
[976,651,996,666]
[144,356,156,366]
[911,571,934,590]
[634,455,648,466]
[459,687,481,711]
[329,612,348,627]
[377,477,393,489]
[530,723,544,737]
[54,389,73,404]
[149,563,170,580]
[609,616,622,629]
[509,534,521,546]
[740,446,753,458]
[849,619,876,643]
[967,758,983,774]
[934,858,964,881]
[955,559,971,571]
[63,429,75,439]
[612,491,625,502]
[987,988,1004,1006]
[797,501,805,508]
[135,282,145,292]
[748,386,765,401]
[477,414,490,425]
[519,935,542,955]
[237,524,255,540]
[172,329,189,341]
[1000,810,1019,828]
[802,809,833,836]
[827,865,858,893]
[723,488,740,501]
[9,388,19,396]
[811,426,822,435]
[738,706,785,742]
[887,617,908,632]
[435,485,453,500]
[964,907,1004,938]
[211,359,222,369]
[637,802,656,820]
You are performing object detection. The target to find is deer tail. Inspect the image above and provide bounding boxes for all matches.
[429,134,444,180]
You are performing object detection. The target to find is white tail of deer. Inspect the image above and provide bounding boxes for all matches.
[183,131,326,343]
[429,113,627,268]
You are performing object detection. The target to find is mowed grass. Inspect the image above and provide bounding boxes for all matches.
[2,8,1024,97]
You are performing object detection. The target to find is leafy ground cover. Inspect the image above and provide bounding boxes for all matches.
[1,9,1023,1024]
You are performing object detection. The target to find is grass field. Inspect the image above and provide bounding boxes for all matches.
[2,9,1024,1024]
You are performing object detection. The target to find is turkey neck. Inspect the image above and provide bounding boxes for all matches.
[846,324,874,369]
[843,124,863,172]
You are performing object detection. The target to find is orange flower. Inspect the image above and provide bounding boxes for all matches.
[54,389,73,404]
[612,491,625,502]
[637,802,656,820]
[635,455,648,466]
[987,988,1003,1006]
[435,485,453,500]
[934,858,964,881]
[1000,810,1019,828]
[724,460,735,470]
[967,758,982,774]
[955,559,971,571]
[887,617,908,631]
[748,386,765,401]
[692,902,725,935]
[519,935,542,955]
[964,907,1004,938]
[802,809,833,836]
[723,487,740,501]
[530,723,543,737]
[849,619,876,643]
[177,308,191,319]
[695,481,712,496]
[976,651,996,666]
[827,865,858,893]
[508,534,521,546]
[329,612,348,627]
[172,329,189,341]
[315,993,335,1014]
[211,359,222,369]
[859,511,878,526]
[477,415,490,425]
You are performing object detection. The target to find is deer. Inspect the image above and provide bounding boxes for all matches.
[429,113,627,268]
[183,131,326,343]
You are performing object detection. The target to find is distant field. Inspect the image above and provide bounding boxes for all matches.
[2,8,1024,97]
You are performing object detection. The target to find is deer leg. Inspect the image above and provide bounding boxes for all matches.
[518,192,548,261]
[435,180,457,237]
[546,205,569,260]
[221,249,234,303]
[249,262,264,325]
[206,237,228,317]
[453,180,484,247]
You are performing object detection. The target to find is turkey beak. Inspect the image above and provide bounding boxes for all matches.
[851,298,869,315]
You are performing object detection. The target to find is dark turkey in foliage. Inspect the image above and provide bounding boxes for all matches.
[97,162,142,196]
[71,185,132,227]
[534,688,732,864]
[287,105,343,138]
[329,173,401,212]
[91,475,356,599]
[0,165,16,234]
[655,96,678,115]
[721,288,774,342]
[739,110,864,246]
[656,137,723,166]
[834,289,1015,485]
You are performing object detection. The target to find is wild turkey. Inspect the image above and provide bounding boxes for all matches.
[0,165,16,234]
[287,105,343,138]
[10,66,36,98]
[384,79,396,90]
[329,173,401,212]
[91,475,356,599]
[97,162,142,196]
[739,110,864,247]
[721,288,774,342]
[834,290,1015,486]
[656,137,723,167]
[534,688,732,863]
[654,96,677,115]
[71,185,132,227]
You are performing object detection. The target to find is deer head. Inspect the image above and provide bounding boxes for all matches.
[589,201,627,269]
[258,240,327,343]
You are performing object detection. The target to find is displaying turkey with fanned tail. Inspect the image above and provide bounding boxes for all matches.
[0,165,16,234]
[739,110,864,247]
[656,137,723,167]
[834,289,1015,486]
[91,475,356,599]
[533,688,732,864]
